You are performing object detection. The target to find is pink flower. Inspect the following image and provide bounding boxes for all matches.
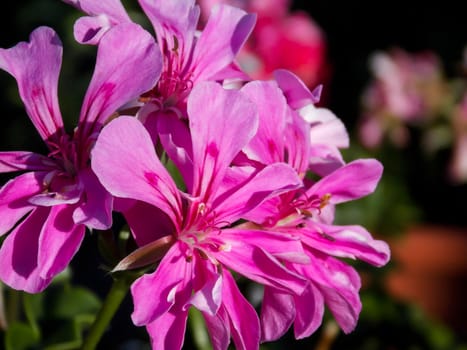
[0,25,161,292]
[238,78,390,340]
[92,81,308,349]
[197,0,328,88]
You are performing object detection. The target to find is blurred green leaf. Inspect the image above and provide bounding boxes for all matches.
[5,321,40,350]
[47,286,101,320]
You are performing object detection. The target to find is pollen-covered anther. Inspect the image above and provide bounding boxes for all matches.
[319,193,332,209]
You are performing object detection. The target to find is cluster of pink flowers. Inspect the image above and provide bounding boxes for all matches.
[0,1,389,349]
[358,47,467,183]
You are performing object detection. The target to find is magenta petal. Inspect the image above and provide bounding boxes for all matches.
[308,159,383,204]
[146,309,189,350]
[214,163,302,224]
[73,14,113,45]
[92,116,182,228]
[293,282,325,339]
[260,287,295,342]
[274,69,321,109]
[0,207,51,293]
[241,80,287,164]
[303,106,349,149]
[203,307,230,350]
[302,222,391,267]
[192,5,256,82]
[73,168,112,230]
[215,238,307,295]
[0,172,44,235]
[78,22,161,138]
[0,27,63,141]
[131,242,188,326]
[222,270,260,350]
[190,256,222,316]
[38,205,85,279]
[0,151,55,173]
[187,82,258,199]
[63,0,130,21]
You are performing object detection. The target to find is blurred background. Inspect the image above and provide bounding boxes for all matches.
[0,0,466,349]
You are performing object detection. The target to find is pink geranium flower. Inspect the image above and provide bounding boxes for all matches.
[0,25,161,292]
[92,81,308,349]
[238,78,390,340]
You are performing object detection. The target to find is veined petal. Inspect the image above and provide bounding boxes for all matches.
[92,116,182,228]
[72,168,112,230]
[301,222,391,267]
[274,69,322,109]
[214,237,307,295]
[307,159,383,204]
[131,242,189,326]
[138,0,199,61]
[63,0,131,44]
[146,309,189,350]
[0,207,51,293]
[222,270,260,350]
[188,81,258,200]
[260,287,295,342]
[293,282,325,339]
[38,204,86,279]
[241,81,287,164]
[213,163,302,224]
[0,172,45,235]
[78,23,161,139]
[191,5,256,83]
[0,151,55,173]
[0,27,64,142]
[203,307,230,350]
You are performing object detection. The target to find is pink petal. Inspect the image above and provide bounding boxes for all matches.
[0,151,55,173]
[91,116,182,229]
[146,309,188,350]
[0,27,63,141]
[221,270,260,350]
[284,112,312,174]
[187,82,258,199]
[202,307,230,350]
[73,14,114,45]
[241,80,287,164]
[0,207,51,293]
[192,5,256,83]
[139,0,199,58]
[213,163,302,224]
[131,242,190,326]
[0,172,45,235]
[214,237,307,295]
[38,205,86,279]
[260,287,295,342]
[274,69,322,109]
[293,282,325,339]
[308,144,345,177]
[72,168,112,230]
[307,159,383,204]
[301,222,391,267]
[78,22,161,139]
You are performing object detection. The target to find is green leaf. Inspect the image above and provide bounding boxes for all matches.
[5,321,40,350]
[47,287,101,320]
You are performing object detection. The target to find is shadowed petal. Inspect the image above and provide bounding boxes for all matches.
[188,82,258,199]
[78,22,161,139]
[0,172,45,235]
[92,116,182,228]
[38,205,85,279]
[274,69,322,109]
[146,309,189,350]
[0,151,55,173]
[0,27,63,142]
[260,287,295,342]
[293,282,325,339]
[0,207,51,293]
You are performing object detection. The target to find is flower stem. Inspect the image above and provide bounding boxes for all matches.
[80,276,131,350]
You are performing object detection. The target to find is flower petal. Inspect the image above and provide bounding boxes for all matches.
[0,27,63,141]
[78,22,161,139]
[92,116,182,228]
[0,151,55,173]
[188,82,258,200]
[260,287,295,342]
[307,159,383,204]
[274,69,322,109]
[190,255,222,316]
[0,172,45,235]
[222,270,260,350]
[72,168,112,230]
[38,204,85,279]
[131,241,189,326]
[191,5,256,82]
[0,207,51,293]
[293,282,325,339]
[146,309,189,350]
